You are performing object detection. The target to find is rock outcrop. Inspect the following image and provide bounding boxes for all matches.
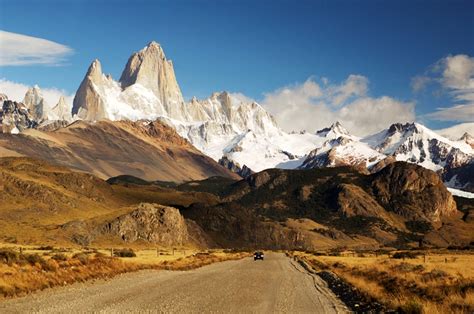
[218,156,254,178]
[0,99,37,133]
[372,162,458,222]
[460,132,474,148]
[100,203,189,245]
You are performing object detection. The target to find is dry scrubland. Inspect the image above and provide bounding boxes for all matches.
[0,244,249,298]
[294,250,474,313]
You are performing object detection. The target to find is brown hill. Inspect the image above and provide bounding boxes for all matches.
[181,162,471,249]
[0,157,217,247]
[0,120,239,182]
[1,157,472,250]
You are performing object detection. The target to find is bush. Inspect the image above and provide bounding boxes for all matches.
[51,253,68,261]
[94,252,107,258]
[25,253,46,266]
[113,248,136,258]
[36,245,54,251]
[400,299,423,314]
[0,249,20,265]
[392,251,420,259]
[72,253,89,264]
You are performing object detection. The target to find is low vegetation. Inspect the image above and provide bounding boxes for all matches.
[0,246,250,298]
[293,250,474,313]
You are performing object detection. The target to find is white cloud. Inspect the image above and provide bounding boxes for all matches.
[441,55,474,90]
[0,78,74,109]
[327,74,368,106]
[411,75,431,92]
[425,104,474,122]
[0,30,73,66]
[261,77,415,136]
[229,92,256,104]
[419,54,474,122]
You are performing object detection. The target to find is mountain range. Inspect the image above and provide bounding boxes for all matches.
[0,41,473,250]
[0,41,473,195]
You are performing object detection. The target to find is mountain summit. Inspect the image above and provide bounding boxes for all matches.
[119,41,186,120]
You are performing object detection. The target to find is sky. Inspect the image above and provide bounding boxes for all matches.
[0,0,473,135]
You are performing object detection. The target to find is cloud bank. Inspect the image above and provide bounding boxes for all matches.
[261,76,415,136]
[0,30,73,66]
[0,79,74,108]
[417,54,474,122]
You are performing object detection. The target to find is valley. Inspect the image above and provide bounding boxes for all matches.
[0,9,473,313]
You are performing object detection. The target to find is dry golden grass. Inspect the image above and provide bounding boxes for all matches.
[0,245,249,299]
[294,250,474,313]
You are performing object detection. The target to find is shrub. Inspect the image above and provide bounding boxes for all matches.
[400,299,423,314]
[25,253,46,266]
[94,252,107,258]
[72,253,89,264]
[36,245,54,251]
[113,248,136,258]
[51,253,68,261]
[392,251,420,259]
[0,249,20,265]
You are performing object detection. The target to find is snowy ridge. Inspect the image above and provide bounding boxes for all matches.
[448,188,474,199]
[362,122,473,172]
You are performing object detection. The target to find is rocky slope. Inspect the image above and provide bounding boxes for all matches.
[1,157,472,249]
[183,162,469,249]
[0,157,214,247]
[0,120,238,182]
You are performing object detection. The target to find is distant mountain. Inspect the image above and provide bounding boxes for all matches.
[363,122,473,172]
[436,122,474,140]
[300,123,386,172]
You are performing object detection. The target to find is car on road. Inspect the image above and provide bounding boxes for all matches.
[254,251,264,261]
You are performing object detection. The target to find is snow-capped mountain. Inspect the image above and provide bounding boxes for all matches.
[0,86,72,134]
[436,122,474,140]
[0,97,37,134]
[362,122,473,172]
[72,42,188,121]
[300,133,386,171]
[459,133,474,148]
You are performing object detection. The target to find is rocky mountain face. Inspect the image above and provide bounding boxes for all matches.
[371,163,457,221]
[460,132,474,148]
[70,43,473,192]
[0,98,37,134]
[218,156,254,178]
[0,87,72,134]
[99,203,190,246]
[23,86,45,121]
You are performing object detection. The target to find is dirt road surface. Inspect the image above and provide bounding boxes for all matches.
[0,252,348,313]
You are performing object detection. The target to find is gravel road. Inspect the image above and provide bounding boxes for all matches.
[0,252,348,313]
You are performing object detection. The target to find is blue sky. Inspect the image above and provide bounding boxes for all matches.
[0,0,473,133]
